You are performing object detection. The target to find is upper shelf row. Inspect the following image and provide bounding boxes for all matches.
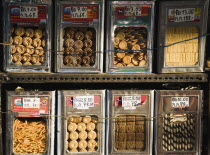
[2,0,209,74]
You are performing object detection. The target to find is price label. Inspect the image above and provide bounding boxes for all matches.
[124,6,141,16]
[174,8,195,22]
[122,96,141,110]
[23,98,40,108]
[171,97,189,108]
[70,7,87,18]
[20,6,38,18]
[73,96,94,109]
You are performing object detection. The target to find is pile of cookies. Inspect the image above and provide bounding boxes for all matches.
[10,26,46,65]
[165,26,199,66]
[67,115,98,152]
[162,113,196,151]
[63,27,96,67]
[114,27,147,67]
[115,115,145,151]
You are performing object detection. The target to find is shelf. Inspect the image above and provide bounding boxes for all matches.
[0,73,207,83]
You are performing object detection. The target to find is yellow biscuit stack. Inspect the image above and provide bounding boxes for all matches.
[165,26,199,66]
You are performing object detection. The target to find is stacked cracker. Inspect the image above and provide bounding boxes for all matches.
[114,27,147,67]
[63,28,96,67]
[67,115,99,152]
[165,26,199,66]
[10,26,46,65]
[115,115,145,151]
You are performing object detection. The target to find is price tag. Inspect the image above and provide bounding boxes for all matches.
[70,7,87,18]
[174,8,195,22]
[20,6,38,18]
[73,96,94,109]
[124,6,141,16]
[23,98,40,108]
[122,96,141,110]
[171,97,189,108]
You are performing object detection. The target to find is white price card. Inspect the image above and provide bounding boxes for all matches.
[70,7,87,18]
[23,98,40,108]
[122,96,141,110]
[174,8,195,22]
[124,6,141,16]
[171,97,189,108]
[20,6,38,18]
[73,96,94,109]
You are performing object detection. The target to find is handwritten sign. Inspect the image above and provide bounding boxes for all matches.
[70,7,87,18]
[23,98,40,108]
[174,8,195,22]
[20,6,38,18]
[171,97,189,108]
[122,96,141,110]
[73,96,94,109]
[124,6,141,16]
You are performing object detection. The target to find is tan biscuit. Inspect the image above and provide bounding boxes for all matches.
[25,28,34,37]
[122,56,131,65]
[84,39,92,48]
[65,47,74,55]
[68,140,78,149]
[78,131,88,140]
[12,53,22,62]
[22,53,31,62]
[86,122,95,131]
[23,37,32,46]
[77,123,86,131]
[83,116,92,124]
[78,140,88,149]
[65,30,74,39]
[85,31,93,39]
[84,48,93,56]
[119,41,127,50]
[68,123,77,132]
[34,29,43,38]
[82,56,91,65]
[33,38,42,47]
[74,40,83,49]
[15,27,25,36]
[13,36,23,45]
[16,45,25,54]
[10,45,16,54]
[39,55,45,64]
[65,39,74,47]
[69,131,79,140]
[116,32,125,40]
[114,37,120,46]
[25,46,35,55]
[35,47,44,55]
[87,140,97,149]
[41,39,46,47]
[63,55,74,65]
[14,61,22,65]
[116,52,125,59]
[31,54,40,65]
[75,32,84,40]
[87,131,97,140]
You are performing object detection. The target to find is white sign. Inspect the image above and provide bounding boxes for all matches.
[20,6,38,18]
[171,97,189,108]
[73,96,94,109]
[174,8,195,22]
[124,6,141,16]
[122,96,141,110]
[70,7,87,18]
[23,98,40,108]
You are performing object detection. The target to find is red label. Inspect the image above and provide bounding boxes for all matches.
[115,96,147,106]
[13,97,49,117]
[115,6,149,17]
[66,96,100,106]
[10,5,47,23]
[63,5,99,22]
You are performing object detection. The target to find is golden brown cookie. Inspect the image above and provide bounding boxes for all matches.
[115,63,124,67]
[132,44,141,53]
[75,32,84,40]
[14,61,22,65]
[87,131,97,140]
[39,55,45,64]
[86,122,95,131]
[85,31,93,39]
[139,60,146,66]
[122,56,131,65]
[84,39,92,48]
[12,53,22,62]
[15,27,25,36]
[88,148,95,152]
[22,53,31,62]
[84,48,93,56]
[65,39,74,47]
[31,54,40,65]
[78,140,87,149]
[23,37,32,46]
[23,62,32,65]
[13,36,23,45]
[114,37,120,46]
[35,47,44,55]
[25,28,34,37]
[25,46,35,55]
[63,56,74,65]
[90,56,95,64]
[74,40,83,49]
[33,38,42,47]
[68,123,77,132]
[82,56,91,65]
[78,131,88,140]
[116,52,125,59]
[69,131,79,140]
[34,29,43,38]
[119,41,127,50]
[72,117,82,123]
[116,32,125,40]
[68,140,78,149]
[65,30,75,39]
[77,123,86,131]
[41,39,46,47]
[10,45,16,54]
[87,140,98,149]
[16,45,25,54]
[65,47,74,55]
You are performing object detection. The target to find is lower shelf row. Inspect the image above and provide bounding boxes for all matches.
[4,89,202,155]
